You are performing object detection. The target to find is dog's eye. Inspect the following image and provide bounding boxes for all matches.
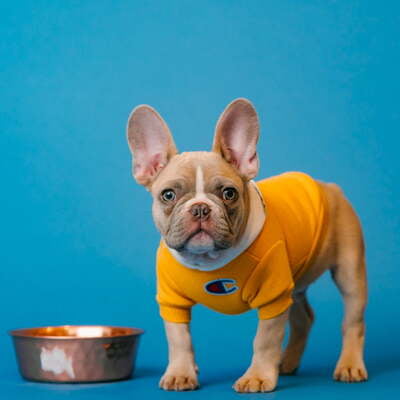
[161,189,176,202]
[222,187,238,201]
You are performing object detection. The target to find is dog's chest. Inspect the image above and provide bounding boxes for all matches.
[167,252,259,315]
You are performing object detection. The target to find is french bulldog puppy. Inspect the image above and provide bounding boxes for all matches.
[126,99,368,392]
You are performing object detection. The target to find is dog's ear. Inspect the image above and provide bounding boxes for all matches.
[126,105,177,187]
[212,98,260,180]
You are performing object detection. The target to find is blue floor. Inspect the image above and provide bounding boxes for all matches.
[3,283,400,400]
[2,360,399,400]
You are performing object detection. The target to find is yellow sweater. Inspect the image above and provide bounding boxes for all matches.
[156,172,328,323]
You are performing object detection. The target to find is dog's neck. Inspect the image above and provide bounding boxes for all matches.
[167,181,266,271]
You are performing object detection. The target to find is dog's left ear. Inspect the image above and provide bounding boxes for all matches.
[212,98,260,180]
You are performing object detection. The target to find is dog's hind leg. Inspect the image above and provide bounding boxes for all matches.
[330,189,368,382]
[280,291,314,375]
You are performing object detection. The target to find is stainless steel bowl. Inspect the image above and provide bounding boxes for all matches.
[9,325,144,383]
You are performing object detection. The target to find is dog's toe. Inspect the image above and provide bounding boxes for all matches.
[233,377,249,392]
[159,374,174,390]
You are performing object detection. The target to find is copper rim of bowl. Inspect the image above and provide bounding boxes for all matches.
[8,325,144,340]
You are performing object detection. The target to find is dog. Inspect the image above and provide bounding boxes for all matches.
[126,98,368,392]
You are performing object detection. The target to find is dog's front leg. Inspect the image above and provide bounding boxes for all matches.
[234,310,288,393]
[159,321,199,391]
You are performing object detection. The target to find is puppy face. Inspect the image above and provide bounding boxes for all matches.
[150,152,249,257]
[126,98,260,262]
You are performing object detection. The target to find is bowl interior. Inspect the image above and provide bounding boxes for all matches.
[10,325,143,339]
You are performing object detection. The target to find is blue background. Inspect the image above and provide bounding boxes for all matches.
[1,0,399,398]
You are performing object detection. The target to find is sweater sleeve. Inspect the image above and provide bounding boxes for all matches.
[243,240,294,319]
[156,246,195,323]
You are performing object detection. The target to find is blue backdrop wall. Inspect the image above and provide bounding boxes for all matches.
[1,1,399,399]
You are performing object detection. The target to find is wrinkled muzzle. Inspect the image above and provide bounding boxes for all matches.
[165,199,235,255]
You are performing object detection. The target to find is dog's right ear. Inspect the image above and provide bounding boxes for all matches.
[126,105,177,188]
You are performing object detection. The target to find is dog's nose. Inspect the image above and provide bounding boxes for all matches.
[190,202,211,220]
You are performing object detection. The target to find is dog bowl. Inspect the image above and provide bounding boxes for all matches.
[9,325,144,383]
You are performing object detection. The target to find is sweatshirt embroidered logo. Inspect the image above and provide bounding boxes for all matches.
[204,279,238,295]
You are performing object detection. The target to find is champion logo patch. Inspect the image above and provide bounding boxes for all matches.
[204,278,238,295]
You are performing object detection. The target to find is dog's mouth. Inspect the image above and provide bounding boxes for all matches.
[186,228,210,242]
[181,228,214,254]
[171,228,229,255]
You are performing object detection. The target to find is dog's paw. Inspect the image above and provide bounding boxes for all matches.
[280,364,298,375]
[279,355,299,375]
[233,375,276,393]
[159,373,199,391]
[333,361,368,383]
